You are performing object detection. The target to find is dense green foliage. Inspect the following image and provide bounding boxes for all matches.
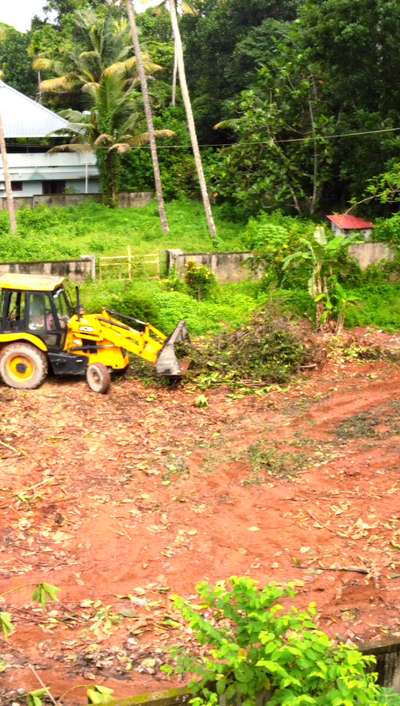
[81,278,262,336]
[166,577,387,705]
[4,0,400,216]
[0,200,243,261]
[0,23,37,96]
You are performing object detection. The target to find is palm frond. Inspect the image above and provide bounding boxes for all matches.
[94,133,114,146]
[48,143,92,153]
[108,142,133,154]
[40,76,76,93]
[32,56,53,72]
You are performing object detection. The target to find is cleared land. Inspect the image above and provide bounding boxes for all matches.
[2,336,400,703]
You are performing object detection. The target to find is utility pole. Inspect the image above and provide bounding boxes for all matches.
[0,110,16,233]
[125,0,170,233]
[168,0,216,238]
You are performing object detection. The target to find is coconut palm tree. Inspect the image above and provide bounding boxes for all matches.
[53,70,174,206]
[133,0,216,237]
[124,0,170,232]
[0,110,16,233]
[39,6,172,221]
[167,0,216,238]
[38,8,159,95]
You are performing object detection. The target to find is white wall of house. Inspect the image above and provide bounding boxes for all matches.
[330,223,373,240]
[65,179,100,194]
[0,151,100,197]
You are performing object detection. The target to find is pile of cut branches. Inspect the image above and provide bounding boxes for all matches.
[187,303,319,389]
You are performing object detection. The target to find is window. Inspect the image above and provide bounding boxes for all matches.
[53,289,71,328]
[28,293,59,332]
[11,182,23,192]
[4,291,27,331]
[43,181,66,195]
[28,293,46,331]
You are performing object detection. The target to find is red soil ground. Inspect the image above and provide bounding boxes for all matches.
[1,333,400,703]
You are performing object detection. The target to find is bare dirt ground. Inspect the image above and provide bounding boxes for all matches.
[2,331,400,703]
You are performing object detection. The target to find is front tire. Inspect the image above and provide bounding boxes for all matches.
[86,363,111,394]
[0,342,48,390]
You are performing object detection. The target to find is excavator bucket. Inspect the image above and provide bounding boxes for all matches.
[156,320,189,377]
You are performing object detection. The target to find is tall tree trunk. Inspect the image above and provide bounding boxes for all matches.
[125,0,170,233]
[171,47,178,107]
[0,111,16,233]
[168,0,217,239]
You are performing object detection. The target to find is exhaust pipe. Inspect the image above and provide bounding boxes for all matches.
[156,320,189,376]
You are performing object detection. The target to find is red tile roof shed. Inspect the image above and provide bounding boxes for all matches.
[327,214,374,230]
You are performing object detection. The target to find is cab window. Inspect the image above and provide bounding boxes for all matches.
[53,289,70,328]
[3,290,27,330]
[28,293,46,331]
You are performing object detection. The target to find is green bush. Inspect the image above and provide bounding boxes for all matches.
[184,261,217,300]
[244,212,314,288]
[189,302,307,388]
[345,284,400,330]
[80,278,263,336]
[374,214,400,245]
[166,577,385,706]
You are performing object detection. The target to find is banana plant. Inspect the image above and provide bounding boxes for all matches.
[283,226,360,331]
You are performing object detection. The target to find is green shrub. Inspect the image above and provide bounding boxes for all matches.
[345,284,400,330]
[166,577,385,706]
[184,261,217,300]
[80,279,262,336]
[374,214,400,245]
[383,690,400,705]
[244,212,314,288]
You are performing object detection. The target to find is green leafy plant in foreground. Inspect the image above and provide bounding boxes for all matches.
[165,577,387,705]
[87,685,114,704]
[0,582,59,639]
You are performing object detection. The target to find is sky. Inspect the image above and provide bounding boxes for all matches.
[0,0,46,32]
[0,0,162,32]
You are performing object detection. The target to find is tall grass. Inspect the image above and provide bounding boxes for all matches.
[0,199,244,263]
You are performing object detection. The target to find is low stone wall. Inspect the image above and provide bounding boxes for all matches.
[0,256,96,282]
[349,242,395,269]
[166,249,256,283]
[362,639,400,692]
[167,242,396,283]
[0,192,153,210]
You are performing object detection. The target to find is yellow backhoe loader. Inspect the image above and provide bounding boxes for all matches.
[0,273,188,393]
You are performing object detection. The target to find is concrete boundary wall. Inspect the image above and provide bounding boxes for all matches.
[0,256,96,282]
[167,242,396,283]
[0,192,153,210]
[166,249,256,283]
[349,242,394,269]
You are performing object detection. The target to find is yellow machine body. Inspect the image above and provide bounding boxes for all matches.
[63,310,166,368]
[0,273,187,391]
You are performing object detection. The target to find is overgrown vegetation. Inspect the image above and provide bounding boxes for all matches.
[5,0,400,216]
[0,200,243,262]
[165,577,389,705]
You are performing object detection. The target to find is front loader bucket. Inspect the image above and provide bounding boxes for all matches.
[156,320,189,377]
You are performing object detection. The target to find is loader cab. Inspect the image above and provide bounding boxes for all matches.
[0,274,72,351]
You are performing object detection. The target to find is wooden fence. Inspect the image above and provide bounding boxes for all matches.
[99,247,161,280]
